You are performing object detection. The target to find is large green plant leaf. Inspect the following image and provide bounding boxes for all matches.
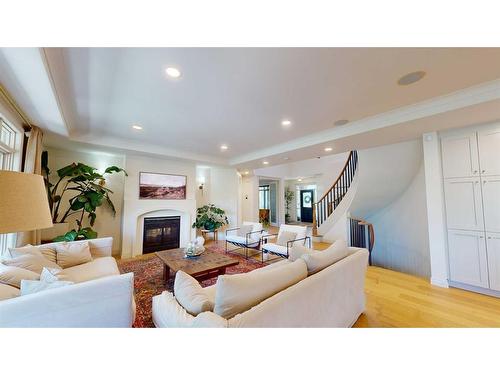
[105,166,128,176]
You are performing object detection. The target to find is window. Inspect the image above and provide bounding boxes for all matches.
[0,117,22,256]
[259,185,270,209]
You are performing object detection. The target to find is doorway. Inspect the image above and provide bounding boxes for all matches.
[300,189,314,223]
[259,179,279,226]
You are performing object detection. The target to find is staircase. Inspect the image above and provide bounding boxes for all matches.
[313,150,358,236]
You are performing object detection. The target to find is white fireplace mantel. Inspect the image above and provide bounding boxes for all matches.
[121,198,197,258]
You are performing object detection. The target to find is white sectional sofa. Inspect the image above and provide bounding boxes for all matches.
[0,237,135,328]
[152,245,369,328]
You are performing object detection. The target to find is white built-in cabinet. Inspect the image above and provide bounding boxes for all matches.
[441,124,500,294]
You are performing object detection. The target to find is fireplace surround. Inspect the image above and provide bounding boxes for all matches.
[142,216,181,254]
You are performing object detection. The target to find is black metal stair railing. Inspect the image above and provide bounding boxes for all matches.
[312,150,358,235]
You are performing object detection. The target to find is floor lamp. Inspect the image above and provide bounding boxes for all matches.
[0,170,53,256]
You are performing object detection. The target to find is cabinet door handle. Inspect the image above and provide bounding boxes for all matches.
[480,236,484,238]
[482,170,486,173]
[473,170,478,174]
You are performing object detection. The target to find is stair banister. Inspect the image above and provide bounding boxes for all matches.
[312,150,358,236]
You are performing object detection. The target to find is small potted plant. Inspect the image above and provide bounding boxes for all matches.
[192,204,229,231]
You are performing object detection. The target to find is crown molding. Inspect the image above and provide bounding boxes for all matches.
[229,79,500,166]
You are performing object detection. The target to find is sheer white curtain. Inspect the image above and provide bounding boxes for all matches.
[16,125,44,246]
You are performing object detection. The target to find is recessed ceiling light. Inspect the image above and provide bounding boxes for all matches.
[324,147,333,152]
[334,119,349,126]
[244,171,249,175]
[281,119,292,127]
[298,178,303,182]
[263,161,269,165]
[398,71,426,86]
[220,144,228,151]
[132,124,143,130]
[165,67,181,78]
[283,157,290,160]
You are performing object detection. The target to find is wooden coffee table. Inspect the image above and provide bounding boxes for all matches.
[155,248,239,286]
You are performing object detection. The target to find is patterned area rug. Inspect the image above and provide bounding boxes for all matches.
[117,243,264,328]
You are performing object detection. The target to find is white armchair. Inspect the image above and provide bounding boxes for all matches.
[261,224,311,262]
[225,221,263,259]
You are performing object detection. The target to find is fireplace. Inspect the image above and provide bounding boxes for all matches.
[142,216,181,254]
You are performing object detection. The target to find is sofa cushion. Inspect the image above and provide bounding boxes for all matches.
[20,279,74,296]
[55,241,93,268]
[262,242,288,256]
[9,244,57,263]
[0,264,40,288]
[152,291,197,328]
[277,231,297,246]
[213,258,308,319]
[289,244,313,261]
[301,239,349,275]
[60,257,119,283]
[174,271,214,315]
[2,253,61,274]
[0,283,20,300]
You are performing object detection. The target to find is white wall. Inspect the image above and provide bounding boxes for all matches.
[196,165,241,237]
[241,175,259,223]
[44,147,126,255]
[367,163,431,278]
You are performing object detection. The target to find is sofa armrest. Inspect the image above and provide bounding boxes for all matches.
[0,273,135,328]
[152,291,227,328]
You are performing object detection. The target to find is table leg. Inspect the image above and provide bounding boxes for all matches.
[163,264,170,286]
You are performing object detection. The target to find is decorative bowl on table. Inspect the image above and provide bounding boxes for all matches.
[184,241,205,258]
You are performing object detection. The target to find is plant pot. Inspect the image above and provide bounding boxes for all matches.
[204,222,216,231]
[41,222,70,242]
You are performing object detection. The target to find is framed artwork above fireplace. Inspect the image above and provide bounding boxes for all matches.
[139,172,187,200]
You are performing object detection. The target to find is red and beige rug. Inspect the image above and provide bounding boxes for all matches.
[117,243,264,328]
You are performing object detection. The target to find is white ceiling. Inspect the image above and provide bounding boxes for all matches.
[2,48,500,167]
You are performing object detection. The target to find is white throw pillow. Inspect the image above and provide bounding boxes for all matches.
[288,244,313,261]
[20,279,74,296]
[301,239,349,275]
[0,263,40,288]
[55,242,93,268]
[276,231,297,246]
[40,267,69,282]
[2,253,61,274]
[9,244,57,263]
[214,258,307,319]
[237,224,253,237]
[174,271,214,315]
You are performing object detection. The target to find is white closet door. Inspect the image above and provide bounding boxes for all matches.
[481,177,500,233]
[441,133,479,178]
[444,177,484,231]
[487,234,500,291]
[478,128,500,176]
[448,230,489,288]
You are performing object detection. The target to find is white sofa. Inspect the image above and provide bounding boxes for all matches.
[152,246,369,328]
[0,237,135,328]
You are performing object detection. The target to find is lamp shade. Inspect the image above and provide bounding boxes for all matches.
[0,170,53,234]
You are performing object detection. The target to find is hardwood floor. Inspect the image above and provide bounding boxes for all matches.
[355,266,500,327]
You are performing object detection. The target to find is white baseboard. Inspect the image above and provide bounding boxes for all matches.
[430,277,449,288]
